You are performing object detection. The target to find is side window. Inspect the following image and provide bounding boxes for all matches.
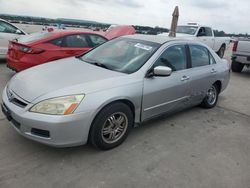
[0,21,18,34]
[198,27,206,36]
[49,37,64,47]
[190,45,210,67]
[209,52,216,64]
[88,35,107,47]
[205,27,213,36]
[63,34,90,48]
[154,45,187,71]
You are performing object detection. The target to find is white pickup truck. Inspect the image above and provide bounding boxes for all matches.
[160,24,231,58]
[231,38,250,72]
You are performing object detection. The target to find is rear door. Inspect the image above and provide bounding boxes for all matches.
[142,44,190,121]
[44,34,92,62]
[61,34,92,56]
[186,44,218,105]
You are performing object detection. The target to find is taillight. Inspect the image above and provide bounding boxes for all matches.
[232,41,238,52]
[19,46,45,54]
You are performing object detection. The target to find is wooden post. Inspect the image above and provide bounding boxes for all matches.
[169,6,179,37]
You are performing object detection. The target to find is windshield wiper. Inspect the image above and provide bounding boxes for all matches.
[92,62,110,70]
[82,58,111,70]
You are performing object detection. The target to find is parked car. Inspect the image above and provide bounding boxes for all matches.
[6,30,108,72]
[7,26,136,72]
[159,23,231,58]
[1,35,230,150]
[231,38,250,72]
[0,18,27,59]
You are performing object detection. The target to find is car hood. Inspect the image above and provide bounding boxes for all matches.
[104,25,136,40]
[8,57,126,103]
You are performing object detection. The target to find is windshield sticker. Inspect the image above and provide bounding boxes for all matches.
[134,43,153,51]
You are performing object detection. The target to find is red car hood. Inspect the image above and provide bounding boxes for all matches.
[104,25,136,40]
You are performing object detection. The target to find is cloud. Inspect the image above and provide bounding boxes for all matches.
[189,0,229,9]
[72,0,144,8]
[0,0,249,33]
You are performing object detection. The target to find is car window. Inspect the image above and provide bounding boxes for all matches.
[205,27,213,36]
[80,38,160,74]
[198,27,206,36]
[88,35,107,47]
[49,37,64,46]
[190,45,210,67]
[63,34,89,48]
[154,45,187,71]
[209,52,216,64]
[176,26,198,35]
[0,21,18,34]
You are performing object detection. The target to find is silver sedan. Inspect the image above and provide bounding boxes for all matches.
[1,35,230,150]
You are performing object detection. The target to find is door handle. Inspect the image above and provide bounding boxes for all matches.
[211,69,217,73]
[181,75,190,81]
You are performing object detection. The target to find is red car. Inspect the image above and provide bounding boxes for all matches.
[7,26,135,72]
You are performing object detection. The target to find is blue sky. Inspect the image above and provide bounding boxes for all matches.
[0,0,249,33]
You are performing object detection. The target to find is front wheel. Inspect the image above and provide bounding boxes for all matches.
[200,84,219,108]
[89,103,133,150]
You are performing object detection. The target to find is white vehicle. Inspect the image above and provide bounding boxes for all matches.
[0,19,27,58]
[231,38,250,72]
[160,24,231,58]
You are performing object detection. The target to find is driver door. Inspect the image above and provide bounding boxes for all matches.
[197,27,214,49]
[141,44,190,121]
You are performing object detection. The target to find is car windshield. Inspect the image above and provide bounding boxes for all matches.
[18,32,54,43]
[176,26,198,35]
[79,38,160,74]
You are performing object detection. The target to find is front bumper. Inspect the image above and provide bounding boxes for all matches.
[1,87,93,147]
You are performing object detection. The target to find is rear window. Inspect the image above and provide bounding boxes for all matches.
[18,32,54,43]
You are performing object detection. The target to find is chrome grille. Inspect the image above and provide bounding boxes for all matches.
[6,89,28,108]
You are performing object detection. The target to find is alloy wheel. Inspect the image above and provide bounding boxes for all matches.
[101,112,128,144]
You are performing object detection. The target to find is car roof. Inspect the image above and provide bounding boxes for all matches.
[124,34,185,44]
[51,30,104,36]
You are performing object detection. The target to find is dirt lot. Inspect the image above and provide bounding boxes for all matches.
[0,46,250,188]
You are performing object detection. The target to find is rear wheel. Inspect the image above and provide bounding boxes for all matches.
[89,102,133,150]
[231,60,244,72]
[200,84,219,108]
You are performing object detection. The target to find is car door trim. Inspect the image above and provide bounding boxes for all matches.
[143,96,189,112]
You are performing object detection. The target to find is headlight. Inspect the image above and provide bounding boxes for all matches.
[30,95,84,115]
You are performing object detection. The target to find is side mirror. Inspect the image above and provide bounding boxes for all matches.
[151,66,172,77]
[16,29,23,35]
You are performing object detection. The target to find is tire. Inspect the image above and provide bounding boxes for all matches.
[231,60,244,73]
[200,84,219,109]
[89,102,133,150]
[217,45,225,58]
